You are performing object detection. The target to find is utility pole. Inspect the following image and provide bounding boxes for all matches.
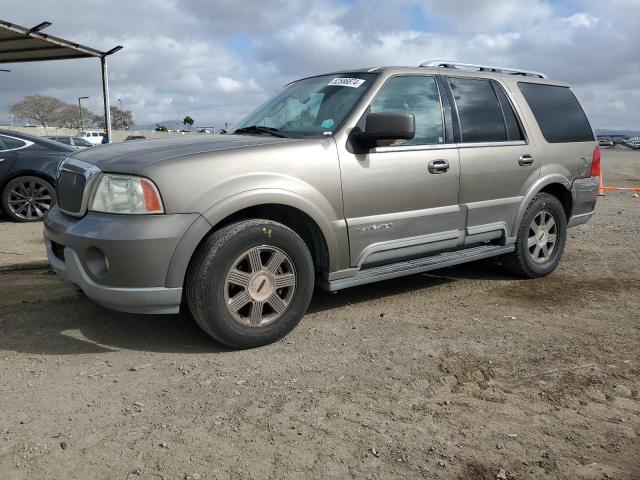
[78,96,89,131]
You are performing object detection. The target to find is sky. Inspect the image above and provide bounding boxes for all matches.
[0,0,638,130]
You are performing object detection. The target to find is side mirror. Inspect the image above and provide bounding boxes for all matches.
[353,112,415,149]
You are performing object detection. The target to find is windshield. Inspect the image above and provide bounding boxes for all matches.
[234,73,377,138]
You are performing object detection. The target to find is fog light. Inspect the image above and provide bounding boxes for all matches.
[85,247,109,277]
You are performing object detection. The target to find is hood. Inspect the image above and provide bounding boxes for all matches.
[69,134,297,173]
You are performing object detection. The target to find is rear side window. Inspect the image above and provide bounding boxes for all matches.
[448,77,508,143]
[518,83,594,143]
[0,135,27,151]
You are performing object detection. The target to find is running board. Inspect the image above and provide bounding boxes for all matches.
[323,244,515,291]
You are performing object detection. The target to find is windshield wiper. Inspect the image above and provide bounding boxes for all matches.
[233,125,288,138]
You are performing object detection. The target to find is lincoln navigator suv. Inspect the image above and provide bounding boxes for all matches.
[44,61,600,347]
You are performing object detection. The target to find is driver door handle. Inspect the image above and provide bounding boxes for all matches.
[428,159,449,174]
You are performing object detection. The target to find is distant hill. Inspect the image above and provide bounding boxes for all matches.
[134,120,200,131]
[596,128,640,138]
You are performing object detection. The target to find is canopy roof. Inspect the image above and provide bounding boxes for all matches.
[0,19,121,63]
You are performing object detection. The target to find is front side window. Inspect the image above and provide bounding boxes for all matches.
[449,77,509,143]
[0,135,27,151]
[367,75,444,146]
[234,73,376,138]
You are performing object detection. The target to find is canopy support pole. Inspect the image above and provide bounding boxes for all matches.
[101,56,112,143]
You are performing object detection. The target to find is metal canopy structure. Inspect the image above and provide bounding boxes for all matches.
[0,19,122,142]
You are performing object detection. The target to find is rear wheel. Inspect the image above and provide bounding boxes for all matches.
[1,176,56,222]
[186,219,315,348]
[501,193,567,278]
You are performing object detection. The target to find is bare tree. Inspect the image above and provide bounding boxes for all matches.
[55,104,96,129]
[94,106,134,129]
[10,95,66,127]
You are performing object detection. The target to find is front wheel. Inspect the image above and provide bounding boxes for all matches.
[500,193,567,278]
[186,219,315,348]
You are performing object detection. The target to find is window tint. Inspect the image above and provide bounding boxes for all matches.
[519,83,594,143]
[0,135,27,151]
[369,75,444,145]
[494,84,524,141]
[448,77,507,143]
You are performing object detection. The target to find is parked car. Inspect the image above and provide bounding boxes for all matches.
[77,131,104,145]
[45,61,599,347]
[124,135,146,141]
[598,138,614,147]
[46,136,94,149]
[622,138,640,150]
[0,130,75,221]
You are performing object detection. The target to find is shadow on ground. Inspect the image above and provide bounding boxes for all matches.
[0,259,519,356]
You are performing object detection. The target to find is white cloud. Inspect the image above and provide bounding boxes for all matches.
[215,76,244,93]
[0,0,638,129]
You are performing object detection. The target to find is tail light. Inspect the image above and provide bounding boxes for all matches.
[590,145,601,177]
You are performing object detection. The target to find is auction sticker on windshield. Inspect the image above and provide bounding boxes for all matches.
[327,78,366,88]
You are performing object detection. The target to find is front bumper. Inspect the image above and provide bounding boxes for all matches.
[567,176,599,228]
[44,207,201,314]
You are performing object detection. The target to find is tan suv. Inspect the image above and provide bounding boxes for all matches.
[44,61,599,347]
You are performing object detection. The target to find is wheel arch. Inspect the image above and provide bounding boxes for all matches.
[513,175,572,233]
[166,191,348,288]
[0,170,56,194]
[212,203,331,277]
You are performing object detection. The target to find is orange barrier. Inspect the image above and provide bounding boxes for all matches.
[601,185,640,192]
[597,163,605,196]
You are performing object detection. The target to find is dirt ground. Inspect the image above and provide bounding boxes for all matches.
[0,148,638,480]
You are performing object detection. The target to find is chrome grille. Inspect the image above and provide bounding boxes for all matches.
[56,158,101,217]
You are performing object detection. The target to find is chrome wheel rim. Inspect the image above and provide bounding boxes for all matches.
[527,210,557,263]
[223,246,296,327]
[7,179,53,220]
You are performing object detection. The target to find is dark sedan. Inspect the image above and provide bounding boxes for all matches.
[0,130,75,221]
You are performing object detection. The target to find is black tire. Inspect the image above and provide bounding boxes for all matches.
[1,176,56,222]
[185,219,315,348]
[500,193,567,278]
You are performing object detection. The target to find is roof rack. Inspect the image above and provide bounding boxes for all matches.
[419,60,547,79]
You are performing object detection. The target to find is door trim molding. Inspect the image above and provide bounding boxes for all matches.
[349,204,461,226]
[356,229,460,267]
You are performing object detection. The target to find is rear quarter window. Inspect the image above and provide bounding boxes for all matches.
[518,83,594,143]
[0,135,27,151]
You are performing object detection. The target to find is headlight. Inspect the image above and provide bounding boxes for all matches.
[89,174,164,214]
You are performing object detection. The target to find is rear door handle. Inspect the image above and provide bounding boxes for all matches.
[428,159,449,174]
[518,154,534,166]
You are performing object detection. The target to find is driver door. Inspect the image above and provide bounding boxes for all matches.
[337,75,463,267]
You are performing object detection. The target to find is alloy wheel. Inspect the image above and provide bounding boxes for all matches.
[7,179,54,220]
[527,210,557,263]
[223,245,296,327]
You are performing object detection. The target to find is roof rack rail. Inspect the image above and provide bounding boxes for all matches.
[419,60,547,79]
